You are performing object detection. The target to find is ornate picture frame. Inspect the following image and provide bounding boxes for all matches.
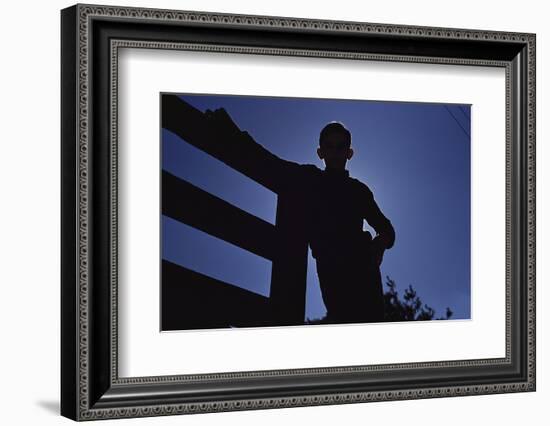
[61,3,535,421]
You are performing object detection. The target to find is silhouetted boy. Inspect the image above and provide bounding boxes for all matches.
[308,122,395,323]
[172,101,395,324]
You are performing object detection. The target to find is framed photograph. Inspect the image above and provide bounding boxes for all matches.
[61,3,536,421]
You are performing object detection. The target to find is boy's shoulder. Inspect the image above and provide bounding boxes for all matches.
[297,163,323,178]
[300,163,322,172]
[348,176,374,196]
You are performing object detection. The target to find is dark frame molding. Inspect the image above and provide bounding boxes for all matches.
[61,3,536,421]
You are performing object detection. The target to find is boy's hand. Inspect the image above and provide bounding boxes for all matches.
[205,107,242,136]
[370,236,386,267]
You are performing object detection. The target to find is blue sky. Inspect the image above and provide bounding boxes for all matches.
[162,93,471,321]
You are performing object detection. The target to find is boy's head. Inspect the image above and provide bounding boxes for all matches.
[317,122,353,170]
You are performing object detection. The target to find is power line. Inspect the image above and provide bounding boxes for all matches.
[444,105,470,139]
[458,106,470,120]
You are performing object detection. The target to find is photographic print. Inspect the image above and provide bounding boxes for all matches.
[160,93,471,331]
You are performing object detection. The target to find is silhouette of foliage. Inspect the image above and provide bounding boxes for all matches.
[305,275,453,324]
[383,276,453,322]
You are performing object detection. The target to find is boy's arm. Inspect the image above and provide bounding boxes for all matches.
[162,95,302,193]
[360,183,395,250]
[206,108,305,193]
